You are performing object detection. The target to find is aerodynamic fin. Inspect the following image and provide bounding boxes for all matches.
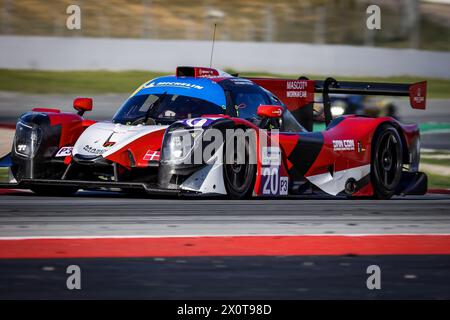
[313,79,427,110]
[249,77,427,110]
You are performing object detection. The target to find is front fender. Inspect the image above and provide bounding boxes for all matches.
[11,110,85,180]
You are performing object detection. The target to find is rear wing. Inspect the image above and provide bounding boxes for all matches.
[248,77,427,111]
[248,77,426,128]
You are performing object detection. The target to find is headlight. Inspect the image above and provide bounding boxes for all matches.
[161,128,203,165]
[14,122,42,158]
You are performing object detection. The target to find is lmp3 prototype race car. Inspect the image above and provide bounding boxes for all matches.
[0,66,428,199]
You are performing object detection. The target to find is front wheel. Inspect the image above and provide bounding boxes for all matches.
[223,136,256,199]
[371,124,403,199]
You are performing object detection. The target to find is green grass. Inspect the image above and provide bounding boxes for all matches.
[421,158,450,167]
[0,69,449,98]
[427,173,450,190]
[0,168,7,183]
[422,149,450,155]
[420,157,450,189]
[0,70,169,94]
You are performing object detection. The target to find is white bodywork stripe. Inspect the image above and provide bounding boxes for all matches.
[73,122,168,158]
[102,126,167,158]
[179,144,227,194]
[306,164,370,196]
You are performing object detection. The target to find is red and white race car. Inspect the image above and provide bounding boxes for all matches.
[0,66,427,199]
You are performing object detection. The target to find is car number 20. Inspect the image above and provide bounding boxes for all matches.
[262,167,288,196]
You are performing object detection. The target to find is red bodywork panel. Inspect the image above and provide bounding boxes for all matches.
[104,128,167,169]
[44,112,95,148]
[409,81,427,109]
[32,108,61,113]
[274,116,419,197]
[249,78,315,112]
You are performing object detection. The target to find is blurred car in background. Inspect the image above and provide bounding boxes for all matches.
[314,95,398,120]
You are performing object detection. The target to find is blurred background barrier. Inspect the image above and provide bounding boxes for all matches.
[1,35,450,78]
[1,0,448,50]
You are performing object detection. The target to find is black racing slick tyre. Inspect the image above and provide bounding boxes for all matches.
[30,186,79,197]
[223,134,256,199]
[371,124,403,200]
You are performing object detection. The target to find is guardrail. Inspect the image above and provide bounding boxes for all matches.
[1,36,449,78]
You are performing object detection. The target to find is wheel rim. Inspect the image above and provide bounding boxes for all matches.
[224,136,255,195]
[224,140,254,194]
[375,131,401,189]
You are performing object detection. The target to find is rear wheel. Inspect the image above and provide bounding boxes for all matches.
[371,124,403,199]
[223,136,256,199]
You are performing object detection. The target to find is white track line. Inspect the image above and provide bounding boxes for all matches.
[1,233,450,240]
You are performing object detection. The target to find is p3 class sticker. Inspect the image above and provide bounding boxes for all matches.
[55,146,73,157]
[280,176,289,195]
[261,167,289,196]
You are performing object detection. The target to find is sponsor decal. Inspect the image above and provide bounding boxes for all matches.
[261,167,289,196]
[196,68,218,77]
[262,147,281,166]
[143,81,203,90]
[103,141,115,147]
[286,81,307,90]
[55,146,73,157]
[357,140,365,153]
[414,96,424,104]
[414,87,425,104]
[83,145,107,155]
[287,91,307,98]
[180,118,217,128]
[17,145,27,152]
[143,150,160,161]
[261,146,288,196]
[286,80,308,98]
[103,132,120,147]
[333,139,355,151]
[271,108,282,116]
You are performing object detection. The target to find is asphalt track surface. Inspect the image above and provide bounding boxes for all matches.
[1,255,450,299]
[0,192,450,237]
[0,191,450,299]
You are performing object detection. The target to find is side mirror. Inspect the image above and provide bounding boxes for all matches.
[257,105,284,119]
[73,97,93,116]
